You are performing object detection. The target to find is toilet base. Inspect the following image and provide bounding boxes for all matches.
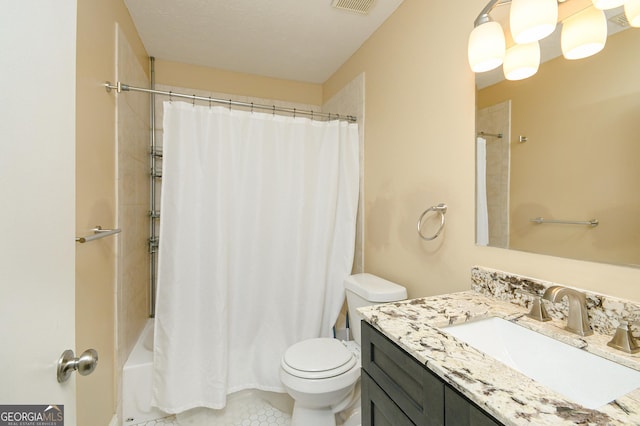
[341,411,361,426]
[337,381,361,426]
[291,405,337,426]
[290,404,361,426]
[288,384,361,426]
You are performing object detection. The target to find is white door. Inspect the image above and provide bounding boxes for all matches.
[0,1,77,424]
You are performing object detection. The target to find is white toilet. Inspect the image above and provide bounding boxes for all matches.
[280,273,407,426]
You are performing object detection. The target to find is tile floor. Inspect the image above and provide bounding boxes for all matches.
[133,416,177,426]
[133,397,291,426]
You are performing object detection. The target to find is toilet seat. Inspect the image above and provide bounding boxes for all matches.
[282,338,356,379]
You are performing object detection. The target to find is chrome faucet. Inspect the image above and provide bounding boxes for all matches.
[542,286,593,336]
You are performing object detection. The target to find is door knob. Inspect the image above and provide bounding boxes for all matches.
[57,348,98,383]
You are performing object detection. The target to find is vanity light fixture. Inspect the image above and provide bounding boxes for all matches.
[503,41,541,80]
[561,5,607,59]
[625,0,640,26]
[592,0,626,10]
[510,0,559,43]
[468,18,507,72]
[468,0,636,80]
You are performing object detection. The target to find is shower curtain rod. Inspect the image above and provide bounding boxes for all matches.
[104,81,357,123]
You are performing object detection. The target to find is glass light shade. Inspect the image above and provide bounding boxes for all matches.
[510,0,558,44]
[503,42,541,80]
[468,21,506,72]
[625,0,640,27]
[561,6,607,60]
[591,0,625,10]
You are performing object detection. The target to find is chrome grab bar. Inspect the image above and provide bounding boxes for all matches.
[417,203,448,241]
[76,226,121,243]
[477,131,503,139]
[530,217,599,227]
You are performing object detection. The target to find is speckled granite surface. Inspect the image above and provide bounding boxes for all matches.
[471,266,640,338]
[358,267,640,425]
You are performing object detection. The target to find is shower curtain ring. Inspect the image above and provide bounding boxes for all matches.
[272,105,275,116]
[293,108,296,118]
[192,94,196,107]
[169,91,172,103]
[228,99,232,111]
[251,102,254,114]
[208,97,212,109]
[311,110,314,120]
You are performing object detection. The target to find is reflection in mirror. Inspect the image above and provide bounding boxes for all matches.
[475,8,640,267]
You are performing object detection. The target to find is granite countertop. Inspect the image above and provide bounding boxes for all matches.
[358,291,640,425]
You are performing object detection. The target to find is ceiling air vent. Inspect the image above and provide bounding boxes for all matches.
[608,12,630,28]
[331,0,376,15]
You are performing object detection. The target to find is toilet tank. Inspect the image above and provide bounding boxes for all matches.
[345,273,407,344]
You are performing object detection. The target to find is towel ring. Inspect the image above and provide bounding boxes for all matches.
[417,203,448,241]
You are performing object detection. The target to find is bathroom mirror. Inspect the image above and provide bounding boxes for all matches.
[475,8,640,267]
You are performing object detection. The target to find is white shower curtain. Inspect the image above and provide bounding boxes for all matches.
[152,101,360,413]
[476,137,489,246]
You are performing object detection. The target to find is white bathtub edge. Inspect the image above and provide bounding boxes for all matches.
[122,318,168,424]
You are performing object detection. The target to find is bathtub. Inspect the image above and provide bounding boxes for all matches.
[122,319,295,424]
[122,319,167,424]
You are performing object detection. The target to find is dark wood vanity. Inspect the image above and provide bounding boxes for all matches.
[361,321,502,425]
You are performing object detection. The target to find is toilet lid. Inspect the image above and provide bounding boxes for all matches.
[282,338,356,379]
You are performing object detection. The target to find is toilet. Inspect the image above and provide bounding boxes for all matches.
[280,273,407,426]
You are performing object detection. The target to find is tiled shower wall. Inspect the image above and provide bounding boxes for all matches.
[116,25,151,420]
[476,101,510,248]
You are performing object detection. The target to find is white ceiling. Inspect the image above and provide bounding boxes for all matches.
[124,0,404,84]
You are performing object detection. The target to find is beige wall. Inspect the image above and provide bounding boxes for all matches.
[76,0,147,424]
[478,29,640,265]
[155,59,322,106]
[324,0,640,302]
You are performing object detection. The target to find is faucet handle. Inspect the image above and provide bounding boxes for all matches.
[607,321,640,354]
[514,290,551,322]
[526,296,551,322]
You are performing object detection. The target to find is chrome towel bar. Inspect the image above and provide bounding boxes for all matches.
[417,203,448,241]
[530,217,599,227]
[76,226,121,243]
[477,131,503,139]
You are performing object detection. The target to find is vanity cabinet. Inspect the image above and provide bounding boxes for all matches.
[361,321,503,426]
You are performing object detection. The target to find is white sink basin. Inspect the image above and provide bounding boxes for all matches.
[443,317,640,409]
